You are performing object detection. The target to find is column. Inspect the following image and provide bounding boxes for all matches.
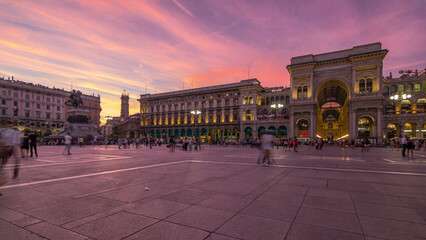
[289,112,295,137]
[310,111,315,139]
[350,110,356,140]
[377,107,383,143]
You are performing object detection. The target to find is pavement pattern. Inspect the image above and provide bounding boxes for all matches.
[1,145,426,240]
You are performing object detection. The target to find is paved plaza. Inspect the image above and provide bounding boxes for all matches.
[1,145,426,240]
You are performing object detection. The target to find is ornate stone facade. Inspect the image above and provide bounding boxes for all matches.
[133,42,425,143]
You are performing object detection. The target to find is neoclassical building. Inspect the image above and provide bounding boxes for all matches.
[0,77,102,135]
[133,42,424,143]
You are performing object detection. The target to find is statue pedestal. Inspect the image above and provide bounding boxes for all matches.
[51,108,99,139]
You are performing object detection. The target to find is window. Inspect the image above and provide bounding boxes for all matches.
[2,109,6,115]
[1,90,6,96]
[234,99,238,105]
[57,99,60,104]
[13,92,18,98]
[383,86,389,96]
[297,86,302,98]
[181,104,184,110]
[266,97,270,106]
[25,110,30,117]
[47,97,51,102]
[13,101,18,106]
[36,96,40,101]
[303,86,308,98]
[366,79,372,92]
[390,85,397,94]
[202,102,205,109]
[37,104,40,109]
[209,101,213,108]
[1,99,5,105]
[406,84,413,94]
[56,113,61,120]
[13,109,18,116]
[174,104,178,111]
[46,105,50,110]
[225,99,229,107]
[359,80,365,93]
[217,100,221,107]
[57,106,60,111]
[285,96,290,104]
[26,94,30,99]
[414,83,421,93]
[397,84,404,93]
[36,112,40,118]
[46,113,50,119]
[25,102,29,108]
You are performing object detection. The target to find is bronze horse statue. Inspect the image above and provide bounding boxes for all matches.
[65,90,84,108]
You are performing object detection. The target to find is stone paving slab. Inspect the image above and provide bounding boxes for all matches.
[1,146,426,239]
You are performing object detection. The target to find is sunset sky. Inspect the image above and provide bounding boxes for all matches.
[0,0,425,122]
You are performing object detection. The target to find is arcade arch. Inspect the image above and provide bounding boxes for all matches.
[315,80,350,140]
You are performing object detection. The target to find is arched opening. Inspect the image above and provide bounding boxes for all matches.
[168,129,173,137]
[232,127,239,140]
[174,129,180,138]
[187,129,193,137]
[386,124,397,139]
[150,130,155,137]
[423,123,426,138]
[357,116,374,140]
[130,131,135,139]
[280,96,284,104]
[315,80,350,140]
[296,119,309,139]
[245,109,252,121]
[258,126,266,138]
[244,127,252,139]
[404,122,418,138]
[180,129,186,138]
[414,83,421,93]
[217,129,222,140]
[384,102,396,114]
[278,126,287,139]
[156,130,161,138]
[162,130,166,139]
[268,126,276,136]
[406,83,413,94]
[285,96,290,104]
[417,98,426,113]
[400,100,411,113]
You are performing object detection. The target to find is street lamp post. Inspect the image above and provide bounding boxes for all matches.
[190,110,201,139]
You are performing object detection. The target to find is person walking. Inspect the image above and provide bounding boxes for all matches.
[260,131,274,165]
[401,135,408,157]
[1,121,22,179]
[63,133,72,155]
[293,137,298,152]
[28,131,38,157]
[21,132,30,158]
[407,137,414,157]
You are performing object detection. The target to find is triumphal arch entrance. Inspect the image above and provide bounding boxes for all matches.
[286,42,388,143]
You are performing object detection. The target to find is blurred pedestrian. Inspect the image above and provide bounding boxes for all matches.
[28,131,38,157]
[63,133,72,155]
[0,121,22,179]
[259,131,274,165]
[21,132,30,158]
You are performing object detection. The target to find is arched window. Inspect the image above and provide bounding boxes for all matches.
[248,96,253,105]
[285,96,290,104]
[271,97,275,104]
[225,115,229,122]
[406,84,413,94]
[280,96,284,104]
[266,97,270,106]
[302,86,308,98]
[398,84,404,93]
[390,85,397,94]
[414,83,421,93]
[383,86,389,96]
[359,79,365,93]
[366,78,372,92]
[297,86,302,99]
[243,96,248,105]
